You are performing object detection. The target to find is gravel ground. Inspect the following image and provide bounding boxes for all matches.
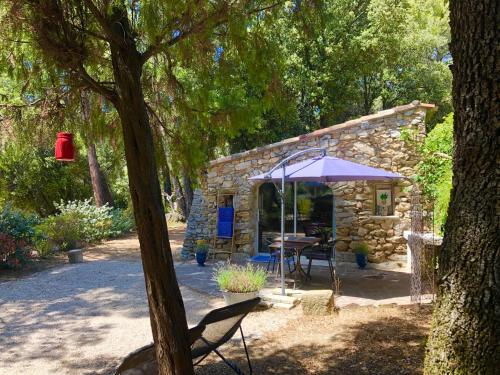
[196,304,432,375]
[0,259,299,375]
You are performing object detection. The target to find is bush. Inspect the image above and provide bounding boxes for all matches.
[0,204,40,268]
[213,263,267,293]
[36,199,134,251]
[35,213,82,251]
[0,204,40,242]
[416,113,453,234]
[0,205,39,268]
[54,199,113,243]
[0,146,92,216]
[0,232,33,269]
[108,208,135,237]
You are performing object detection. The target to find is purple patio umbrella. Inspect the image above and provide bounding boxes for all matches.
[249,155,403,182]
[249,149,404,295]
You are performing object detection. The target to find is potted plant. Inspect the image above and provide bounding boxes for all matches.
[313,226,332,244]
[195,239,209,266]
[379,192,389,216]
[214,263,267,305]
[353,242,369,269]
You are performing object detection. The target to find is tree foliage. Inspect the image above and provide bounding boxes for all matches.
[0,145,92,215]
[2,2,286,373]
[416,113,453,234]
[229,0,452,152]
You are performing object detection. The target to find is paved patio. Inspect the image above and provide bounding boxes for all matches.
[175,259,432,307]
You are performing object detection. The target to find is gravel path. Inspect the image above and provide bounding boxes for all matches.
[0,259,298,375]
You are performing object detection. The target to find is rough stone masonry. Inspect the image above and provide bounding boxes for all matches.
[182,101,435,263]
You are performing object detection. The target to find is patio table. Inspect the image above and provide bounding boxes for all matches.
[268,237,319,281]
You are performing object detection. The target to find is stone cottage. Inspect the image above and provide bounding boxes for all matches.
[182,101,435,263]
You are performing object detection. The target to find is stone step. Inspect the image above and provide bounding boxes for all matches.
[270,288,303,296]
[260,293,300,306]
[272,302,296,310]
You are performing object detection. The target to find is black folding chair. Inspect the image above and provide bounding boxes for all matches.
[303,243,336,287]
[115,297,261,375]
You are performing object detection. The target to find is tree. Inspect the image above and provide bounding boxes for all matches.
[424,1,499,373]
[225,0,452,156]
[80,90,114,207]
[3,2,280,373]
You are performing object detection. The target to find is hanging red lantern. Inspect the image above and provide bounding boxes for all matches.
[55,132,75,161]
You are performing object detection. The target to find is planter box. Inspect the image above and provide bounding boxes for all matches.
[222,291,259,305]
[68,249,83,263]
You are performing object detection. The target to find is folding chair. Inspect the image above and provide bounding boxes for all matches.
[115,297,261,375]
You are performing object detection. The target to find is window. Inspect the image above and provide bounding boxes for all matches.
[257,182,332,251]
[374,184,394,216]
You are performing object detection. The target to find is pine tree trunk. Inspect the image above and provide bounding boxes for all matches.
[87,141,114,207]
[110,32,193,375]
[80,90,114,207]
[182,169,194,215]
[173,175,188,220]
[424,1,499,374]
[163,163,173,197]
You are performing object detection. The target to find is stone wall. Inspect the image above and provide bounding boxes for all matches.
[182,101,434,262]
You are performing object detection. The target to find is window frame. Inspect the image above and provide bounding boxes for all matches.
[373,184,395,216]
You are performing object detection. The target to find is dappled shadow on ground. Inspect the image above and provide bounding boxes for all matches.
[0,223,195,375]
[196,304,432,375]
[0,256,225,375]
[84,222,186,262]
[0,260,151,374]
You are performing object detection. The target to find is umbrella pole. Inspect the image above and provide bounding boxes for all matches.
[332,188,336,262]
[280,166,286,296]
[293,181,297,236]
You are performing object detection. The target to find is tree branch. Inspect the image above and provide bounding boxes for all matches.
[0,98,44,109]
[77,65,119,104]
[145,102,177,140]
[141,1,283,63]
[82,0,126,47]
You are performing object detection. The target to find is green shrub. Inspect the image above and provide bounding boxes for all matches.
[36,213,82,251]
[108,208,135,237]
[34,237,53,258]
[213,263,267,293]
[54,199,112,243]
[0,146,92,216]
[0,204,40,242]
[352,242,369,255]
[36,199,134,250]
[416,113,453,234]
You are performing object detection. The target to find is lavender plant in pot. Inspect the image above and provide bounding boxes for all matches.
[195,239,209,266]
[214,263,267,305]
